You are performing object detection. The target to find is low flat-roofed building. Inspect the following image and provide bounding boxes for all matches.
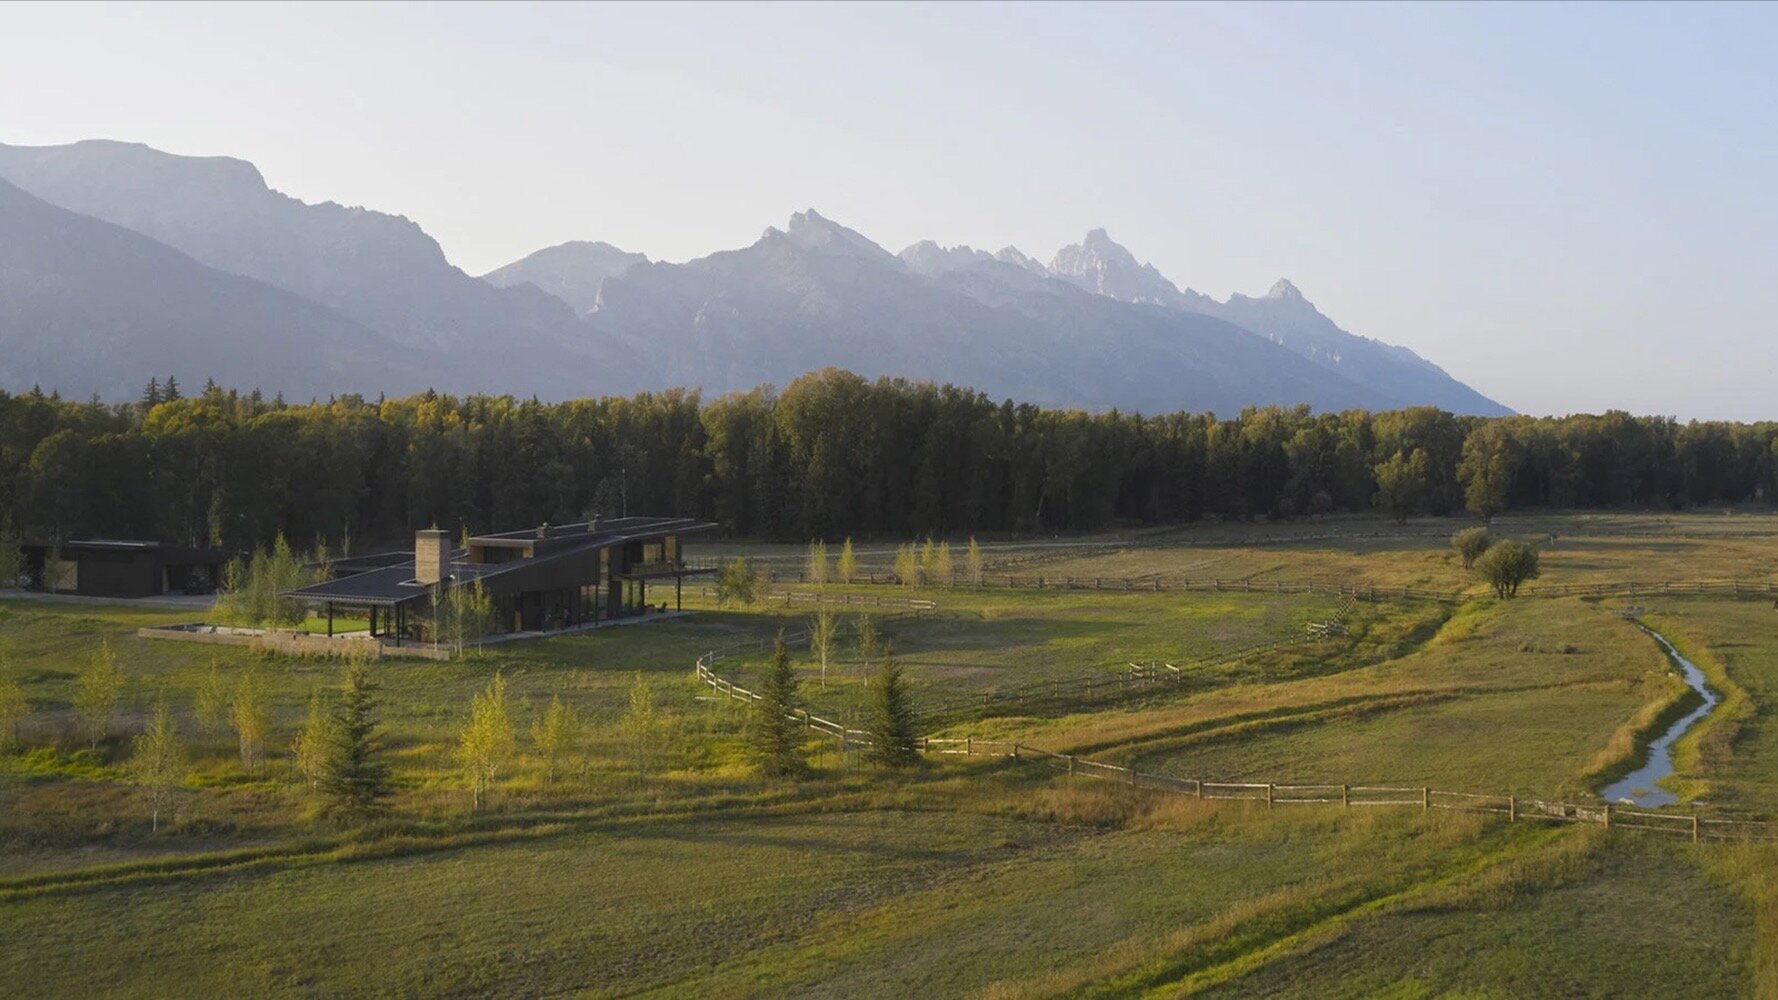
[18,539,230,598]
[283,515,717,642]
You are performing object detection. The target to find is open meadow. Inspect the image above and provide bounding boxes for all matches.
[5,512,1778,996]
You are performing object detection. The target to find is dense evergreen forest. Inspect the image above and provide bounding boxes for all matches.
[2,368,1775,550]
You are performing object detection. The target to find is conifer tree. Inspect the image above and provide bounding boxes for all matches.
[318,660,392,818]
[864,648,920,769]
[130,700,185,833]
[748,633,807,778]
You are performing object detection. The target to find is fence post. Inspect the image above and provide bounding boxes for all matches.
[1341,784,1349,808]
[1194,779,1203,800]
[1129,764,1137,787]
[1012,742,1021,761]
[1603,803,1611,830]
[1508,796,1517,822]
[1692,815,1700,844]
[1422,787,1430,810]
[1068,754,1076,775]
[966,736,973,756]
[1266,783,1275,808]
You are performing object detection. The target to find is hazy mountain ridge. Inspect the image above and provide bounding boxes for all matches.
[481,241,649,314]
[0,177,429,400]
[0,139,1506,415]
[0,140,613,371]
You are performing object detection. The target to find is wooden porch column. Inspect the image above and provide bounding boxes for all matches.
[676,575,683,611]
[369,606,378,637]
[326,602,334,637]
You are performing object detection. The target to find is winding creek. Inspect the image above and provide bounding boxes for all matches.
[1600,626,1720,808]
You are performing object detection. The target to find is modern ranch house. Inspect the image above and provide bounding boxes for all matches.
[284,516,716,642]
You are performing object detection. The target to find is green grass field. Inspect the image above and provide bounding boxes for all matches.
[5,512,1778,995]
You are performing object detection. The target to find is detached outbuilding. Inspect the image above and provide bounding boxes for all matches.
[19,539,230,598]
[282,515,717,643]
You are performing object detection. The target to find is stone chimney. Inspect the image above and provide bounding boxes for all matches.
[415,529,448,585]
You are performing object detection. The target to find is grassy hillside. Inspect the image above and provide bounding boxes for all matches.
[4,512,1778,995]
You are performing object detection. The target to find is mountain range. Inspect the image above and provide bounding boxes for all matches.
[0,139,1509,415]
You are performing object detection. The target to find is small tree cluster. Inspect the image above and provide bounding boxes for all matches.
[1452,526,1492,570]
[804,540,829,585]
[1475,539,1541,599]
[437,578,496,657]
[618,672,665,779]
[230,669,270,773]
[809,609,838,688]
[214,534,318,628]
[531,691,582,785]
[964,537,984,587]
[74,641,125,748]
[836,538,858,584]
[455,671,516,812]
[0,657,27,755]
[893,544,919,587]
[716,557,759,606]
[129,700,185,833]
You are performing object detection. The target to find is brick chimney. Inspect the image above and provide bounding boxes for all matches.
[415,529,449,585]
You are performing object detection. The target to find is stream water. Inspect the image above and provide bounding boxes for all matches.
[1599,626,1719,808]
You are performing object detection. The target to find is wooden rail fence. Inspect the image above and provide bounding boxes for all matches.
[692,615,1778,846]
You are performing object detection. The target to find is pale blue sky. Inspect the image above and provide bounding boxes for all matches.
[2,2,1774,419]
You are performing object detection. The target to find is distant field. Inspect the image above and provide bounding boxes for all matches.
[5,511,1778,995]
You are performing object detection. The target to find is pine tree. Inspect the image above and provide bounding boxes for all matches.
[455,671,516,811]
[531,691,581,785]
[140,377,163,412]
[318,660,391,819]
[836,538,858,584]
[162,375,181,402]
[74,641,125,749]
[130,700,185,833]
[748,633,807,778]
[864,648,920,769]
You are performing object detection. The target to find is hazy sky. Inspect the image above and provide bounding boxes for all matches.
[3,2,1775,419]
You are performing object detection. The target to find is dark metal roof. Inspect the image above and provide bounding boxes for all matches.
[283,516,717,605]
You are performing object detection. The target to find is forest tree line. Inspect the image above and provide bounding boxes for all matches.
[2,368,1776,551]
